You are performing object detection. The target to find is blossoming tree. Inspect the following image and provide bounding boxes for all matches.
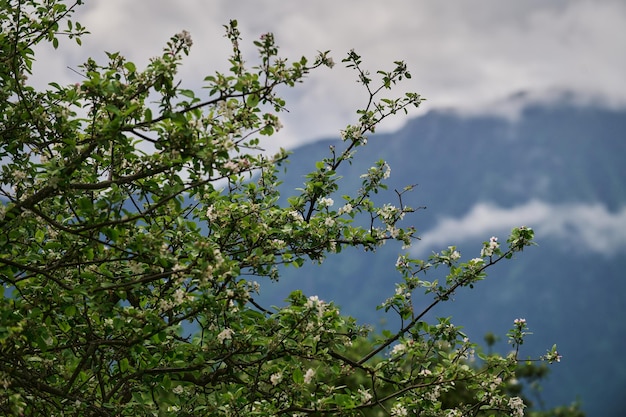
[1,1,564,416]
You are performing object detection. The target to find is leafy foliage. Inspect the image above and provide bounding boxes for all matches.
[0,1,575,416]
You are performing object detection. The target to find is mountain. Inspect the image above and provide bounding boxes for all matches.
[258,100,626,417]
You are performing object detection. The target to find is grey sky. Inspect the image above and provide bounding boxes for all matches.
[34,0,626,149]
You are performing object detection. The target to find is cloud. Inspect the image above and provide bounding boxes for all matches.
[27,0,626,149]
[412,200,626,257]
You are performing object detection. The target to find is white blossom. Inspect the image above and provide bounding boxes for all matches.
[158,298,174,312]
[223,160,239,171]
[390,403,408,417]
[270,372,282,386]
[489,376,502,391]
[318,197,334,208]
[306,295,320,306]
[264,113,284,132]
[128,261,144,275]
[172,288,187,305]
[425,384,440,401]
[481,236,500,257]
[306,295,326,317]
[206,206,218,221]
[390,343,406,356]
[449,247,461,261]
[319,54,335,68]
[175,30,193,47]
[217,328,234,343]
[382,162,391,179]
[289,210,304,222]
[338,203,353,215]
[272,239,286,249]
[508,396,526,417]
[303,368,316,384]
[358,388,372,403]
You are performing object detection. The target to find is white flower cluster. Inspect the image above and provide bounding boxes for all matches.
[358,388,372,403]
[175,30,193,47]
[206,206,218,222]
[270,372,282,386]
[389,342,406,356]
[318,197,334,208]
[305,295,326,318]
[158,288,189,312]
[424,384,440,402]
[395,254,409,269]
[217,327,234,343]
[542,348,562,363]
[338,203,353,215]
[188,118,203,130]
[435,322,457,339]
[316,51,335,68]
[394,285,411,302]
[289,210,304,223]
[469,258,484,267]
[508,396,526,417]
[339,124,366,144]
[13,170,27,181]
[382,162,391,179]
[377,204,403,224]
[217,100,236,119]
[481,236,499,257]
[390,403,408,417]
[222,158,251,172]
[303,368,316,384]
[360,162,391,181]
[264,113,284,132]
[460,338,476,361]
[486,376,502,392]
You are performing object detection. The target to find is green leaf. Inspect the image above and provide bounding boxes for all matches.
[119,358,129,372]
[292,367,303,384]
[34,229,45,243]
[64,305,76,317]
[124,62,136,73]
[179,89,195,99]
[246,93,260,107]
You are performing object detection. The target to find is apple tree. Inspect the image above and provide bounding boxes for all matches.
[0,1,562,416]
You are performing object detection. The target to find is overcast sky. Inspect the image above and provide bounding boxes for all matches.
[33,0,626,150]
